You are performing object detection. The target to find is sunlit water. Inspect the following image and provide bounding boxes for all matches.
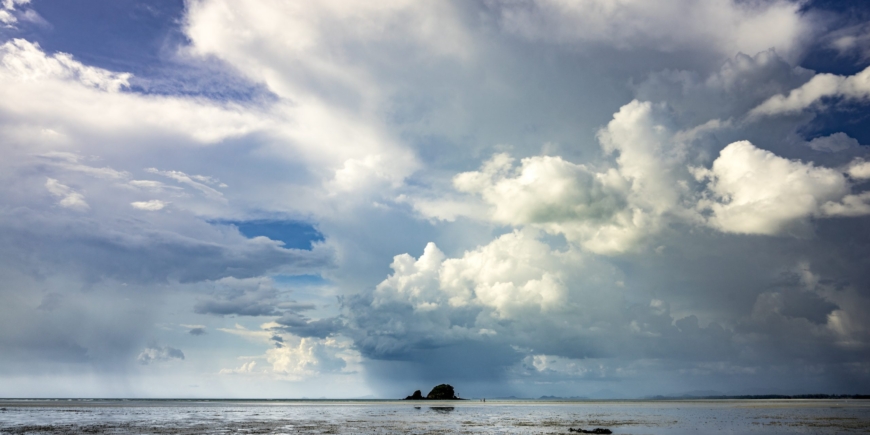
[1,399,869,434]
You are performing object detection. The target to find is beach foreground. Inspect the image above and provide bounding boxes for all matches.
[1,399,869,434]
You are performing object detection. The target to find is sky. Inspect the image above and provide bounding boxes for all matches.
[1,0,870,400]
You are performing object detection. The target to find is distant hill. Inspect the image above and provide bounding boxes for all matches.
[644,394,870,400]
[488,393,870,401]
[538,396,590,400]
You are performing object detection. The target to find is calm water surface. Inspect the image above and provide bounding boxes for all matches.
[1,399,869,434]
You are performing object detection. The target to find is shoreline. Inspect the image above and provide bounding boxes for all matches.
[3,397,870,408]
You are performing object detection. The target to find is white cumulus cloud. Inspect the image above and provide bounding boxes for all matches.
[847,159,870,180]
[451,100,694,254]
[494,0,811,59]
[372,230,620,328]
[749,65,870,117]
[0,39,268,145]
[131,200,167,211]
[265,337,349,381]
[1,39,130,91]
[219,360,257,375]
[183,0,430,191]
[137,344,185,365]
[0,0,30,26]
[695,141,855,235]
[45,178,89,211]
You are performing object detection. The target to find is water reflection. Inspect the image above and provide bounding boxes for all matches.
[430,407,455,413]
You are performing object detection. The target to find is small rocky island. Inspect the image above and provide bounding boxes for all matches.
[404,384,465,400]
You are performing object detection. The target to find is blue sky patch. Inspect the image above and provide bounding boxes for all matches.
[12,0,273,101]
[224,220,325,250]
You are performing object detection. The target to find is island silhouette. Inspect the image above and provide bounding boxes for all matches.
[403,384,465,400]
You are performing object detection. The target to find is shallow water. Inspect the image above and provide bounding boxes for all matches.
[1,399,869,434]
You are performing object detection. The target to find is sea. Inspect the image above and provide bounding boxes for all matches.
[1,399,869,434]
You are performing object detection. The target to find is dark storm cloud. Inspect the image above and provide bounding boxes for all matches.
[334,37,870,391]
[773,288,840,325]
[193,284,317,318]
[0,336,91,366]
[343,288,736,365]
[36,293,64,312]
[0,259,166,373]
[194,281,342,336]
[0,154,333,380]
[272,313,342,339]
[341,293,485,361]
[188,328,206,336]
[340,216,870,395]
[194,297,282,317]
[0,206,333,285]
[633,50,814,122]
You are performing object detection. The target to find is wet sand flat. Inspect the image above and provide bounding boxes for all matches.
[2,399,869,434]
